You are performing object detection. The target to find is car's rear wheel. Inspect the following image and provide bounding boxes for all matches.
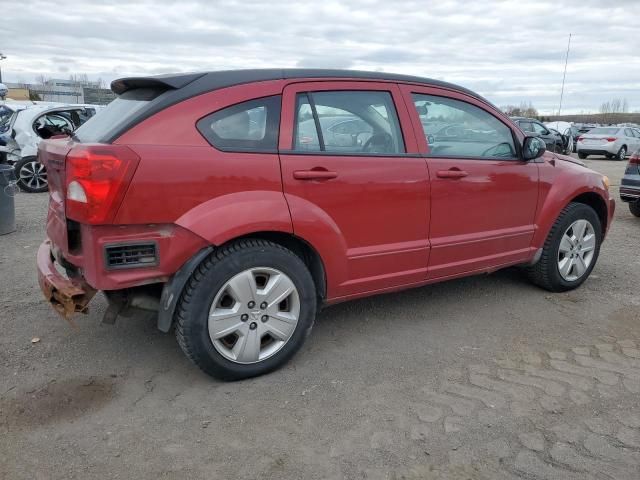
[629,200,640,217]
[526,202,601,292]
[175,239,317,380]
[578,153,587,159]
[616,146,627,161]
[15,156,48,193]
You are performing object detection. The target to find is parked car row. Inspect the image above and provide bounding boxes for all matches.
[0,101,102,192]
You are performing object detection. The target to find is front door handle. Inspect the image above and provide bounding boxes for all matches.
[436,169,468,179]
[293,169,338,180]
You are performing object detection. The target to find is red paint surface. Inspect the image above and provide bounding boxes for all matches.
[38,76,614,302]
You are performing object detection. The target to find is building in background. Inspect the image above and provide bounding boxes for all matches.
[5,78,115,104]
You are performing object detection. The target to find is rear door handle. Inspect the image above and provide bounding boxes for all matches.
[436,169,468,179]
[293,169,338,180]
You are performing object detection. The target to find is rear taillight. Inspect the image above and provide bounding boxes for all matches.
[65,145,140,224]
[630,152,640,165]
[577,136,584,141]
[605,137,617,142]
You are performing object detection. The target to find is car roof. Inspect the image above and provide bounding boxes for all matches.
[111,68,494,106]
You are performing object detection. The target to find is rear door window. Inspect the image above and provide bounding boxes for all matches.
[413,94,516,159]
[293,90,404,154]
[197,95,281,152]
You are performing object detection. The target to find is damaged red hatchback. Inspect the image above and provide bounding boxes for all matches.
[38,69,615,380]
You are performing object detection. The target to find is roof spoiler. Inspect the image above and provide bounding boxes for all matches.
[110,72,206,95]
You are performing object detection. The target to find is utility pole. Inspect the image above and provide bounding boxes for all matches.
[557,33,571,118]
[0,52,6,83]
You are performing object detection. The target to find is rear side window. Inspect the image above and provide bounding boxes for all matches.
[73,88,160,143]
[197,95,281,152]
[293,90,405,154]
[414,94,516,159]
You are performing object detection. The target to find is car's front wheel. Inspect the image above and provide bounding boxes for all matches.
[578,153,587,159]
[526,202,601,292]
[629,200,640,217]
[616,146,627,161]
[175,239,317,380]
[15,156,48,193]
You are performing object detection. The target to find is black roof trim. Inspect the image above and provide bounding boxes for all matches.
[110,72,206,95]
[104,69,498,143]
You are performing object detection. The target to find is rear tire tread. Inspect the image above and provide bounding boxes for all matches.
[174,238,314,380]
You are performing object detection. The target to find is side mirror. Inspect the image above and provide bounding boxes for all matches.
[523,136,546,160]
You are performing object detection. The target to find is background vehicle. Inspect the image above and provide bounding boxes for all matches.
[1,103,101,192]
[620,149,640,216]
[546,120,573,153]
[577,126,640,160]
[37,69,614,381]
[511,117,564,153]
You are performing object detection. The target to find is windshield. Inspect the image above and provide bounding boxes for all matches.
[588,127,620,135]
[0,105,15,134]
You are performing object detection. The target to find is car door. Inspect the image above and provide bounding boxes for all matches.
[625,128,639,152]
[278,81,430,299]
[531,121,556,150]
[399,84,539,279]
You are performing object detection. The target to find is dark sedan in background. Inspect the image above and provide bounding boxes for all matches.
[511,116,565,153]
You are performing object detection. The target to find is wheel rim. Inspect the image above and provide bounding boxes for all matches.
[208,267,300,364]
[557,219,596,282]
[619,148,626,160]
[19,161,48,190]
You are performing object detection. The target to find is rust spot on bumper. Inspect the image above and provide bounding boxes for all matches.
[37,240,97,323]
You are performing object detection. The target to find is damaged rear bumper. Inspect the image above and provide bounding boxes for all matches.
[37,239,97,319]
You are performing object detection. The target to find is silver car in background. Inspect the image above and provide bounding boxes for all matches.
[577,126,640,160]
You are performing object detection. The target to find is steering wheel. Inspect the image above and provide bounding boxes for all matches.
[481,142,514,158]
[362,132,393,153]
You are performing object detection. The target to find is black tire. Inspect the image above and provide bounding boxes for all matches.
[175,239,317,380]
[616,146,627,161]
[578,153,587,159]
[526,202,601,292]
[15,156,48,193]
[629,200,640,217]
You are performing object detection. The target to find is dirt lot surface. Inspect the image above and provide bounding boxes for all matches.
[1,155,639,479]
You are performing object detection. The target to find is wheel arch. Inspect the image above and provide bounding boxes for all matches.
[157,231,327,333]
[570,192,608,234]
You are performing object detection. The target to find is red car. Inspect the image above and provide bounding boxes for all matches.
[37,69,615,380]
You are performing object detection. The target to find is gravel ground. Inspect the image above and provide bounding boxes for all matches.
[1,155,639,479]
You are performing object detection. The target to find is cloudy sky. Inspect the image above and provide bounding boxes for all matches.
[2,0,639,114]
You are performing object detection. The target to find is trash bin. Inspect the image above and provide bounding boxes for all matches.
[0,164,17,235]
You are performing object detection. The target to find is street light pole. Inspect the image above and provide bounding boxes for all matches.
[0,53,6,83]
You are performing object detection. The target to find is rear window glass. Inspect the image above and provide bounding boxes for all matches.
[73,88,160,142]
[588,127,619,135]
[196,95,281,152]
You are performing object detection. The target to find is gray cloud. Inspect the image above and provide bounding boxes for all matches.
[1,0,638,114]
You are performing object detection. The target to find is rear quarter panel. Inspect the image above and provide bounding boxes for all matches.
[113,80,293,244]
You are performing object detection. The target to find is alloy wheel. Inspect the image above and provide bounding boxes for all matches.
[208,267,300,364]
[19,161,48,190]
[557,219,596,281]
[618,147,626,160]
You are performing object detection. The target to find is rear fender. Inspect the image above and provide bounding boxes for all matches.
[175,190,293,244]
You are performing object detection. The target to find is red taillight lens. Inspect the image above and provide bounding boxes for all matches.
[630,152,640,165]
[605,137,617,142]
[577,136,584,141]
[65,145,140,224]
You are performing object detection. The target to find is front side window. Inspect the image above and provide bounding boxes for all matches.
[413,94,516,159]
[294,90,405,154]
[532,122,548,135]
[519,121,535,133]
[197,95,281,152]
